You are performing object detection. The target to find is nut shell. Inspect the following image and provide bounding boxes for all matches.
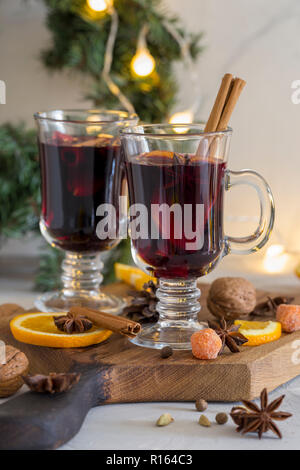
[0,345,29,397]
[207,277,256,321]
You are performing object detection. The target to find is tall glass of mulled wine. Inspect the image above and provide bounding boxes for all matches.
[121,124,275,349]
[35,109,138,313]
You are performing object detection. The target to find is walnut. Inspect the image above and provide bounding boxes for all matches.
[0,345,29,397]
[207,277,256,321]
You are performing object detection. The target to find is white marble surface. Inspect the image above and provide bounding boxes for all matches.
[0,275,300,450]
[0,381,299,450]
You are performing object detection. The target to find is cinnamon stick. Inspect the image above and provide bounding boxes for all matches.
[216,77,246,131]
[69,306,141,338]
[197,74,246,157]
[204,73,234,133]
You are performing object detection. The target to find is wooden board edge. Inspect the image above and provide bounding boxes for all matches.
[103,362,253,403]
[247,335,300,399]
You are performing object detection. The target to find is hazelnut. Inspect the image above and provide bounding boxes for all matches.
[215,412,228,424]
[207,277,256,321]
[0,345,29,397]
[195,399,208,412]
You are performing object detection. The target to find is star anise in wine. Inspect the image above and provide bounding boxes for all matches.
[208,317,248,353]
[250,296,294,318]
[123,281,158,324]
[53,312,93,334]
[230,388,292,439]
[173,153,189,165]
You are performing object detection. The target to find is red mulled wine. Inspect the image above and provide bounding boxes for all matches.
[39,132,123,252]
[125,152,226,279]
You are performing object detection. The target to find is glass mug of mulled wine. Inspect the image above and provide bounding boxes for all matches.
[121,124,275,350]
[34,109,138,313]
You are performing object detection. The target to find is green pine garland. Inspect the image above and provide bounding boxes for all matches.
[0,124,40,238]
[40,0,203,122]
[0,0,203,290]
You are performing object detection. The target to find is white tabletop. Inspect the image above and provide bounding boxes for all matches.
[0,271,300,450]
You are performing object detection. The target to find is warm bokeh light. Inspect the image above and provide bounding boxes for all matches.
[169,110,194,125]
[86,115,102,134]
[169,110,194,133]
[87,0,111,12]
[263,244,290,273]
[131,49,155,77]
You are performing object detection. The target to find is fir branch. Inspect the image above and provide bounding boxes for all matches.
[0,123,40,237]
[39,0,203,121]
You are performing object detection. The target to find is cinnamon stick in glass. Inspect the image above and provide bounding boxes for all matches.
[69,306,141,338]
[204,73,234,133]
[196,74,246,157]
[216,77,246,131]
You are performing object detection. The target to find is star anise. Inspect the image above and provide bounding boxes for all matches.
[173,153,189,165]
[230,388,292,439]
[250,296,294,318]
[53,312,93,334]
[23,372,81,394]
[208,317,248,353]
[123,281,158,324]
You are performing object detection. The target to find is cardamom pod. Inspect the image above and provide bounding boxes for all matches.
[199,414,211,427]
[156,413,174,427]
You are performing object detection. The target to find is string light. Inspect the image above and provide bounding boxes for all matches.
[263,244,290,274]
[131,25,155,78]
[131,50,155,77]
[84,4,199,117]
[169,110,194,133]
[169,110,194,125]
[165,21,201,126]
[87,0,111,13]
[101,4,136,114]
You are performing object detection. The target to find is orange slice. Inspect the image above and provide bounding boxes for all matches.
[295,262,300,279]
[146,150,174,159]
[114,262,156,291]
[139,150,175,166]
[234,320,282,346]
[10,312,112,348]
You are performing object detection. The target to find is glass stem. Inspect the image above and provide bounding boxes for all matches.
[61,252,103,298]
[156,278,201,324]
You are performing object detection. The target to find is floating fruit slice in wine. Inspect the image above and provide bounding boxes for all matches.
[234,320,282,346]
[10,312,112,348]
[137,150,175,166]
[52,131,76,145]
[114,262,156,290]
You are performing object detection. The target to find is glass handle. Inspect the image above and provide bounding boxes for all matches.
[224,169,275,255]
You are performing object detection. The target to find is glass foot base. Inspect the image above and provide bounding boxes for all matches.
[130,320,205,350]
[35,290,125,315]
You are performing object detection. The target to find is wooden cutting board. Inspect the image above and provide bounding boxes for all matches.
[1,281,300,450]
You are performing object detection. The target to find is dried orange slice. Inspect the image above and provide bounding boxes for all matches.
[10,312,112,348]
[114,262,156,290]
[234,320,281,346]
